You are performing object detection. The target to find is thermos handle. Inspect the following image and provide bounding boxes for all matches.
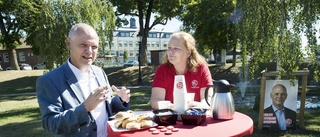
[204,85,215,106]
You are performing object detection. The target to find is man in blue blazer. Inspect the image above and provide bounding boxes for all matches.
[36,23,130,137]
[263,84,296,131]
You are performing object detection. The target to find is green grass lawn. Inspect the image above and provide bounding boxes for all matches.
[1,65,320,137]
[0,95,52,137]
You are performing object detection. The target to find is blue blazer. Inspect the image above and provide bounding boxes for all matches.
[36,63,130,137]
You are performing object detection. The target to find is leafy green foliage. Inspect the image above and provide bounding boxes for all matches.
[181,0,236,59]
[235,0,320,81]
[123,49,128,63]
[179,0,320,82]
[25,0,115,69]
[0,0,43,70]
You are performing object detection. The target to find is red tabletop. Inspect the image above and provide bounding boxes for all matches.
[108,111,253,137]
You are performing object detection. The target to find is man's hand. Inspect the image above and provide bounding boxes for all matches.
[84,86,109,111]
[112,85,131,103]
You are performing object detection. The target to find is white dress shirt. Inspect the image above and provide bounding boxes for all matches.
[68,60,108,137]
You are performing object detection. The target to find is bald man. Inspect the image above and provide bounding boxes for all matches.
[263,84,296,131]
[36,23,131,137]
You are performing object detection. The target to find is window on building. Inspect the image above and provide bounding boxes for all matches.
[130,50,133,56]
[3,53,9,62]
[111,42,114,47]
[164,34,171,38]
[164,44,168,48]
[28,53,33,56]
[124,41,128,47]
[19,52,26,62]
[120,32,130,37]
[148,33,157,38]
[119,50,123,56]
[111,50,115,55]
[119,42,122,47]
[129,41,133,47]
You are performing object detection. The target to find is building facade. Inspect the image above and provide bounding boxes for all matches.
[0,44,42,70]
[103,17,172,65]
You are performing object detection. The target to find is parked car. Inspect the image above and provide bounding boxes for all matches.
[6,63,32,70]
[123,60,139,67]
[33,62,46,70]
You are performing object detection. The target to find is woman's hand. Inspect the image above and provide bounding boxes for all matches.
[187,101,210,109]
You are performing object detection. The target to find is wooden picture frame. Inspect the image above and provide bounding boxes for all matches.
[258,68,309,130]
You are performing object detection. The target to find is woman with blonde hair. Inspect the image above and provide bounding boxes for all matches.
[151,31,213,110]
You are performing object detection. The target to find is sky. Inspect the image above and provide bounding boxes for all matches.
[123,15,183,32]
[152,18,183,32]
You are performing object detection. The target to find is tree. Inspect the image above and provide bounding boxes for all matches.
[110,0,183,65]
[123,49,128,63]
[25,0,115,69]
[180,0,237,66]
[235,0,320,81]
[0,0,42,70]
[179,0,320,82]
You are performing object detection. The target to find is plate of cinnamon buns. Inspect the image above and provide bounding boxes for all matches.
[108,110,157,132]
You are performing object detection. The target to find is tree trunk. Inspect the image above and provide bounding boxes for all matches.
[232,46,237,67]
[141,31,148,66]
[9,48,20,70]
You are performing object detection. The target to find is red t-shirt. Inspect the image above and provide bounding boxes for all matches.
[152,63,213,103]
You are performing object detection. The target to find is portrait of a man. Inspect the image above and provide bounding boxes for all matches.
[263,80,297,131]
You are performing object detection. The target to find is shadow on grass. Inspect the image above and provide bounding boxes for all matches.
[0,107,40,119]
[0,76,39,95]
[0,95,37,102]
[129,87,152,111]
[104,66,157,86]
[0,107,52,137]
[209,65,240,84]
[0,118,52,137]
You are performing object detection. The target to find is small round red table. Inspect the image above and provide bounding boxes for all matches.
[107,111,253,137]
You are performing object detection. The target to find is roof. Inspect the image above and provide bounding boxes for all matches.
[0,39,31,50]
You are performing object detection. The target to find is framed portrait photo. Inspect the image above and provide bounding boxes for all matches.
[262,80,298,130]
